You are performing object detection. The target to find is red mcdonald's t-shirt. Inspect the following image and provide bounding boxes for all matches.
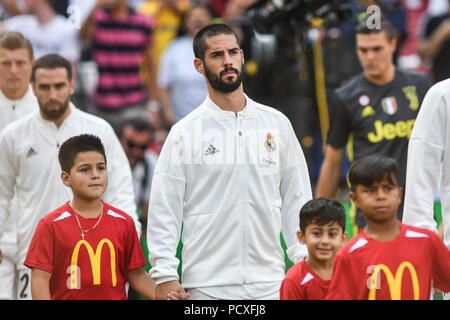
[25,201,146,300]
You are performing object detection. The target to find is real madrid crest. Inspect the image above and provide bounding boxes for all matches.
[265,132,276,152]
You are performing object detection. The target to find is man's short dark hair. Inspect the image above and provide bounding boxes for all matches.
[348,154,399,192]
[193,23,240,60]
[118,117,153,138]
[58,134,107,173]
[299,198,346,233]
[31,53,72,83]
[355,15,396,41]
[0,31,33,60]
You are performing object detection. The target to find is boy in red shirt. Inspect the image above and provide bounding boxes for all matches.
[327,154,450,300]
[24,134,188,300]
[280,198,348,299]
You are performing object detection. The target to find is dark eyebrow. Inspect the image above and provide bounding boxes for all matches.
[76,163,92,168]
[210,50,224,56]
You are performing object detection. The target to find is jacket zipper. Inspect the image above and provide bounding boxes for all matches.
[237,113,247,284]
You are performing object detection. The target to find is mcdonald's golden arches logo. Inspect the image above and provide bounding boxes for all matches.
[70,238,117,289]
[368,261,420,300]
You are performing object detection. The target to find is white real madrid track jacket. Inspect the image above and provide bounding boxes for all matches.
[0,86,38,246]
[0,104,140,266]
[147,95,312,289]
[404,79,450,248]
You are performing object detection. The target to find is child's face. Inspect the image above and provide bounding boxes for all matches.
[61,151,108,201]
[350,173,402,224]
[297,221,347,263]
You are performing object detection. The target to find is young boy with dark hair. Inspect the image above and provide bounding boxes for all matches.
[280,198,348,300]
[327,154,450,300]
[24,134,188,300]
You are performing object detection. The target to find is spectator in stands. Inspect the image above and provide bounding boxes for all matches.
[157,2,213,125]
[418,0,450,82]
[138,0,189,71]
[118,117,158,231]
[0,0,23,20]
[80,0,155,129]
[0,0,80,66]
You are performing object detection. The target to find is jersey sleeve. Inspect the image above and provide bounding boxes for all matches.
[0,129,18,239]
[403,83,447,235]
[280,278,305,300]
[147,128,186,284]
[326,253,357,300]
[23,219,55,273]
[326,89,352,149]
[430,232,450,291]
[280,117,312,263]
[124,217,147,272]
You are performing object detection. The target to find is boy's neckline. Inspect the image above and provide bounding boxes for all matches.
[69,199,104,219]
[362,220,403,243]
[304,257,333,281]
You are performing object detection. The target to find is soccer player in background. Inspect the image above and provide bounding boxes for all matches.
[316,16,432,234]
[0,31,38,300]
[0,54,140,299]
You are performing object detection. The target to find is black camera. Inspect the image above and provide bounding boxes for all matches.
[246,0,353,35]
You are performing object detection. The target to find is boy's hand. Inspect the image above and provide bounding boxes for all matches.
[0,248,3,264]
[166,290,190,300]
[155,280,185,300]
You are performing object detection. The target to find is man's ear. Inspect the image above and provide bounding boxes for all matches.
[61,171,71,187]
[194,57,204,74]
[69,79,75,95]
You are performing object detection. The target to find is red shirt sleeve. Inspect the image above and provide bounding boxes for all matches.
[280,277,305,300]
[24,218,54,273]
[123,217,146,272]
[430,232,450,291]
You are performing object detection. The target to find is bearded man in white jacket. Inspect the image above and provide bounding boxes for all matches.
[0,53,140,300]
[147,24,313,300]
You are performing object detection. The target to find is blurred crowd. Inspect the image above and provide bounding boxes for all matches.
[1,0,450,219]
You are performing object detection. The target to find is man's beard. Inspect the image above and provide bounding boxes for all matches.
[39,97,70,120]
[204,64,243,93]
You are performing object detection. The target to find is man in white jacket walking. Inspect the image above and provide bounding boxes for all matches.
[403,79,450,300]
[0,54,140,299]
[404,79,450,247]
[0,31,38,300]
[147,24,313,300]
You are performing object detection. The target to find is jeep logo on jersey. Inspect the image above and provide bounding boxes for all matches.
[367,119,415,143]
